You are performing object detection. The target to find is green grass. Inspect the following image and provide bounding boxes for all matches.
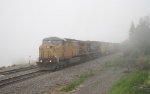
[144,74,150,88]
[107,70,150,94]
[61,73,94,92]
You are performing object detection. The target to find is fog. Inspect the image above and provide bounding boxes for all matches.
[0,0,150,67]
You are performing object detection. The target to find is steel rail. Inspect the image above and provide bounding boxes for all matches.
[0,70,44,87]
[0,66,37,75]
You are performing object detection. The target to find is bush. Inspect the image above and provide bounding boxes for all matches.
[136,55,150,70]
[130,48,140,57]
[0,66,6,70]
[11,64,17,67]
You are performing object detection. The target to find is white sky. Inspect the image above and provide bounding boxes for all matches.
[0,0,150,67]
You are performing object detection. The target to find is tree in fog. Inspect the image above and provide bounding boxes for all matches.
[129,15,150,55]
[129,21,135,41]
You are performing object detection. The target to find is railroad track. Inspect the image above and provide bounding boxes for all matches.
[0,70,47,88]
[0,65,37,75]
[0,62,83,88]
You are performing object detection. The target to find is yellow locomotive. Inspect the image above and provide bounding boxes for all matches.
[36,37,119,70]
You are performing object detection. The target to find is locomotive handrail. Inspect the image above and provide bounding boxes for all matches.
[49,49,59,63]
[54,52,59,63]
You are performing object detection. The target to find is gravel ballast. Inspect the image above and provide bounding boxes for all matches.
[0,52,125,94]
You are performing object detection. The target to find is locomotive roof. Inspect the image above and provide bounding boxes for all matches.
[43,37,119,44]
[43,37,81,42]
[64,38,80,41]
[43,37,67,41]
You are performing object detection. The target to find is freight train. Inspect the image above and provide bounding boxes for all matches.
[36,37,119,70]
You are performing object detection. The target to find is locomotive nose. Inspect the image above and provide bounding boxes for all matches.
[46,45,53,49]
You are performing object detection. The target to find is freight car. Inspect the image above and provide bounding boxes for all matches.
[36,37,119,70]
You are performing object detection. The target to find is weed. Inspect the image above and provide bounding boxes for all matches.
[123,70,132,73]
[56,83,60,85]
[75,74,79,77]
[113,67,117,71]
[100,67,104,71]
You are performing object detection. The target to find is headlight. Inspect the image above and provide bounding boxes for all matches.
[40,60,42,62]
[50,60,51,62]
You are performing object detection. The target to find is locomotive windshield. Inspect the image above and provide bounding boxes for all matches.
[42,37,62,45]
[43,40,61,45]
[51,40,61,45]
[43,40,51,44]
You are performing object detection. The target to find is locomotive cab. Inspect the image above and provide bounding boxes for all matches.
[37,37,64,70]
